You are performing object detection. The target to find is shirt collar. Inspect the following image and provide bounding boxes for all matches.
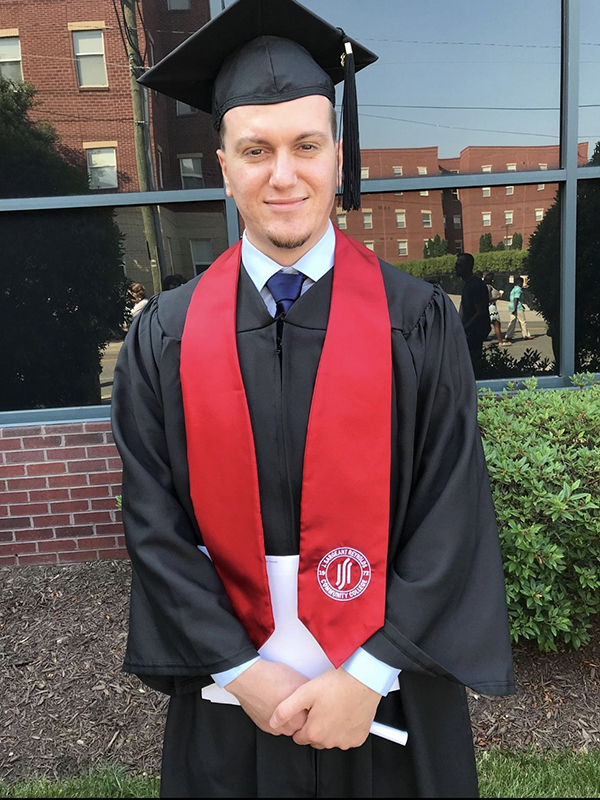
[242,221,335,294]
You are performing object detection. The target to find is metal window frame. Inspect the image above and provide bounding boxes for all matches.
[0,0,595,426]
[72,29,108,88]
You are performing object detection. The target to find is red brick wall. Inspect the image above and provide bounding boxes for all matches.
[0,421,126,567]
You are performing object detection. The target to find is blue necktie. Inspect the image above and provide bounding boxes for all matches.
[266,270,305,317]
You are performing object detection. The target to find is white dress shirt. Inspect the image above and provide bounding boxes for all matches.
[211,222,400,696]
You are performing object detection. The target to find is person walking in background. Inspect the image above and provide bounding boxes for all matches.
[162,274,187,291]
[129,283,148,319]
[483,272,504,346]
[504,276,534,343]
[455,252,491,357]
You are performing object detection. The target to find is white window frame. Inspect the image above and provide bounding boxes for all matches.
[397,240,408,257]
[504,210,514,226]
[392,166,403,177]
[482,165,492,173]
[0,34,23,82]
[453,215,462,229]
[482,187,491,197]
[538,183,546,190]
[361,167,370,180]
[362,209,373,230]
[336,212,347,230]
[364,241,375,251]
[417,166,427,175]
[395,210,406,229]
[482,212,491,227]
[535,208,544,222]
[539,163,548,170]
[455,241,463,254]
[421,211,432,229]
[85,145,118,190]
[72,29,108,88]
[506,185,515,195]
[179,155,204,189]
[507,163,517,172]
[505,235,513,248]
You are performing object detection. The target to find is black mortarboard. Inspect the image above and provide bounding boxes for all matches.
[138,0,378,211]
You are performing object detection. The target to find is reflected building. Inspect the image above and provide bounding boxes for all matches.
[338,143,588,263]
[0,0,226,288]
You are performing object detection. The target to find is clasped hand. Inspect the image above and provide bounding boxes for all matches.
[227,660,382,750]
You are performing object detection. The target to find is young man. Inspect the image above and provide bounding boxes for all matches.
[455,252,492,356]
[112,1,514,796]
[504,276,534,343]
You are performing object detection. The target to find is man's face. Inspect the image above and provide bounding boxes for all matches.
[217,95,341,264]
[455,257,470,280]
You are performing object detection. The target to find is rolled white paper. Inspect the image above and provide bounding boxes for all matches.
[369,721,409,746]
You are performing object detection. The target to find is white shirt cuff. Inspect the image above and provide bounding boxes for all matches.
[211,656,261,688]
[341,647,401,696]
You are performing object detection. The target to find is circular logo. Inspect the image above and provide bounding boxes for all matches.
[317,547,371,602]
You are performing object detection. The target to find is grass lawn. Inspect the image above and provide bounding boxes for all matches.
[1,751,599,798]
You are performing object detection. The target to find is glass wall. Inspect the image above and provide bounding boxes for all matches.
[0,202,227,412]
[0,0,593,419]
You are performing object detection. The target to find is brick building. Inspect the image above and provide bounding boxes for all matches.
[336,143,589,263]
[0,0,227,287]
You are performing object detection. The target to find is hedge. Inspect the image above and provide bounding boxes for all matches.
[395,249,529,279]
[478,375,600,651]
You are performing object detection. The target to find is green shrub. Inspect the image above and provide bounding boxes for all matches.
[478,376,600,651]
[394,249,529,279]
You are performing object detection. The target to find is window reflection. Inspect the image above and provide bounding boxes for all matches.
[575,180,600,370]
[0,203,227,411]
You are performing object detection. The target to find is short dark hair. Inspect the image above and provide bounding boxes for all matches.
[456,252,475,270]
[218,103,338,150]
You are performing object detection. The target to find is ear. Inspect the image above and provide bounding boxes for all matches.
[217,149,233,197]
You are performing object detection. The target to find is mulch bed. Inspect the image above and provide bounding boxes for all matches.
[1,561,599,784]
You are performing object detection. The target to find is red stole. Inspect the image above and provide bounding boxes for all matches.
[180,229,392,668]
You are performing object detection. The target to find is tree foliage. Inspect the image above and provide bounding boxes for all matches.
[527,141,600,371]
[0,79,128,411]
[423,233,448,259]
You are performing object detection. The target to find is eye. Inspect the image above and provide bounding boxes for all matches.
[299,143,317,152]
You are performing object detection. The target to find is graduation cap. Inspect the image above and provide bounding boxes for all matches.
[137,0,378,211]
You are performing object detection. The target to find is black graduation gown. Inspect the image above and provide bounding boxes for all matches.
[111,259,515,799]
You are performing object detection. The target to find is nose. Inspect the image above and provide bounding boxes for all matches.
[269,149,297,191]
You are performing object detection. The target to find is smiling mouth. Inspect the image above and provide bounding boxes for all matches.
[266,198,307,209]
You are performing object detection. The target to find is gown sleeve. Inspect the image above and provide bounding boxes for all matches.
[362,287,515,696]
[111,297,259,695]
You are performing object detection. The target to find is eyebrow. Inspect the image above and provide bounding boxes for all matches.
[233,131,330,151]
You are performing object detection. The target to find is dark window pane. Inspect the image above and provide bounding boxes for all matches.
[0,202,228,412]
[575,180,600,369]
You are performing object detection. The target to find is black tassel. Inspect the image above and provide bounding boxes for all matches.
[340,33,362,212]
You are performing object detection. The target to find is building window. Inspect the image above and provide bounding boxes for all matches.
[422,211,432,228]
[336,212,347,230]
[443,215,447,228]
[507,163,517,171]
[362,210,373,229]
[420,190,429,197]
[72,30,108,87]
[451,187,459,199]
[0,36,23,82]
[482,187,491,197]
[361,167,370,180]
[86,147,117,190]
[535,208,544,222]
[482,212,491,227]
[395,210,406,228]
[179,156,204,189]
[397,240,408,257]
[482,165,492,173]
[538,183,545,191]
[393,166,402,177]
[453,215,462,229]
[506,185,515,195]
[190,239,213,274]
[364,241,375,251]
[539,163,548,170]
[176,101,196,116]
[504,210,514,225]
[168,0,191,9]
[417,166,427,175]
[455,241,463,254]
[505,236,513,248]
